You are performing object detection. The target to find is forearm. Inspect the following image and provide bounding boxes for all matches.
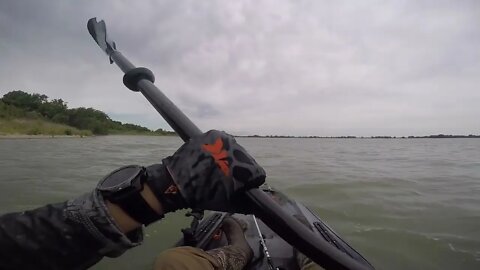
[0,128,265,269]
[0,164,170,270]
[0,190,147,269]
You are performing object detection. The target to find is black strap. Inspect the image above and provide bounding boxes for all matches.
[114,191,163,225]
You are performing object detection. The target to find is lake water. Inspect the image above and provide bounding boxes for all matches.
[0,136,479,269]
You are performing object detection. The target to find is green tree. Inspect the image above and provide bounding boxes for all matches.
[0,100,25,118]
[1,90,168,136]
[1,91,47,111]
[40,98,68,119]
[66,107,112,134]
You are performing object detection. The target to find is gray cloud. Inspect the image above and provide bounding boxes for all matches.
[1,0,479,136]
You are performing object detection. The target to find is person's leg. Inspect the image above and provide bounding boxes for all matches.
[296,251,324,270]
[205,218,253,270]
[154,246,220,270]
[154,217,252,270]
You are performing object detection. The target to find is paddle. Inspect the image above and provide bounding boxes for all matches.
[87,18,373,270]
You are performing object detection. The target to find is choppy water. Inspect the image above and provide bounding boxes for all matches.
[0,136,479,270]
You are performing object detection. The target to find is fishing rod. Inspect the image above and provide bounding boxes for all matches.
[87,17,374,270]
[252,215,278,270]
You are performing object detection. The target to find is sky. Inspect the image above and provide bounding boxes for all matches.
[1,0,479,136]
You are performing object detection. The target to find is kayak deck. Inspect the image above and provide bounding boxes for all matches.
[175,188,373,270]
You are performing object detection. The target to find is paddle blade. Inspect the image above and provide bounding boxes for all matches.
[87,18,116,62]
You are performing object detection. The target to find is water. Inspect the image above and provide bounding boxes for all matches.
[0,136,479,269]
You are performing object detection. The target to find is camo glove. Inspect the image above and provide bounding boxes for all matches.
[149,130,266,212]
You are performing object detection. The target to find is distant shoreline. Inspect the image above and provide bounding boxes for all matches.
[0,133,177,139]
[0,134,86,139]
[6,133,477,140]
[2,134,478,140]
[236,134,480,139]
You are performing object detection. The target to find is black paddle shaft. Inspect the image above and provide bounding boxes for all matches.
[87,18,373,270]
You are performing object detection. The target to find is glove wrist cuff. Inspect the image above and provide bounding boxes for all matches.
[145,163,187,213]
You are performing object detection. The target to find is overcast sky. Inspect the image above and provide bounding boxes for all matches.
[1,0,479,136]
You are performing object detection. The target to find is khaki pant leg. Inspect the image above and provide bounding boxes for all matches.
[297,252,325,270]
[154,246,221,270]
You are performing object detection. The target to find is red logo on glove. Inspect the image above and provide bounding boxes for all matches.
[202,138,230,176]
[164,184,178,194]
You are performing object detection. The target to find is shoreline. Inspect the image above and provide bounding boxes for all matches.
[0,134,87,139]
[236,135,480,139]
[2,134,478,140]
[0,133,178,139]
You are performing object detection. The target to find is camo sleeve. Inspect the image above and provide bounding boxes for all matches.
[0,190,143,270]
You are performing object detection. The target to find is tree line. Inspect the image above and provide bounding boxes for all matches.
[0,90,173,135]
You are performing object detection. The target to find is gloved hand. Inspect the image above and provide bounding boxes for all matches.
[146,130,266,213]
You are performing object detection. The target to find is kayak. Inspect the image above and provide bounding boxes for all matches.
[175,186,374,269]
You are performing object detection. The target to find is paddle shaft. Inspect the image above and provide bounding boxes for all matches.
[109,51,200,141]
[107,50,370,270]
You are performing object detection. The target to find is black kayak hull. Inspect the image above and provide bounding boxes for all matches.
[175,188,373,269]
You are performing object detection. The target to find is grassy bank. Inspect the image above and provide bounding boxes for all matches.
[0,118,176,137]
[0,118,92,136]
[1,91,176,136]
